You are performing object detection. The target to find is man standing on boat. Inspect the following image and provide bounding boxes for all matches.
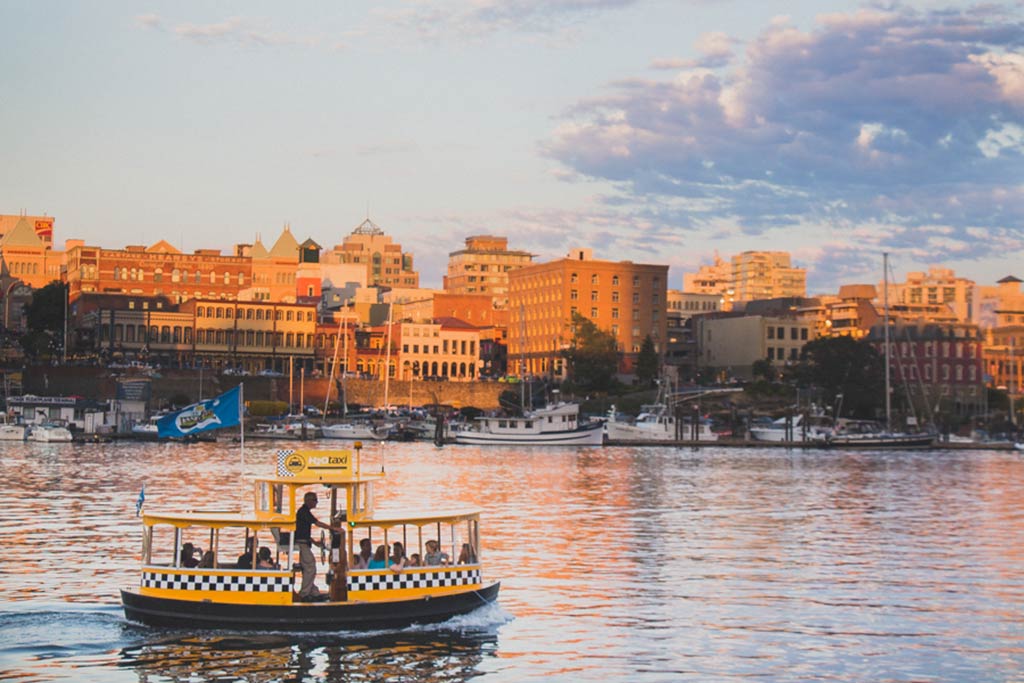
[295,491,340,602]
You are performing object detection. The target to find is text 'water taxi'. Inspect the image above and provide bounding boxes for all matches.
[121,444,500,630]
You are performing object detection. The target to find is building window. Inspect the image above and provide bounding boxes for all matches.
[767,327,775,339]
[591,307,598,318]
[571,273,578,283]
[612,308,619,319]
[611,292,619,303]
[571,290,578,301]
[591,274,599,285]
[591,291,599,301]
[612,275,619,286]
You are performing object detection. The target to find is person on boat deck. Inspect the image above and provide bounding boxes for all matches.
[352,538,372,569]
[294,491,341,601]
[424,540,449,566]
[198,550,215,568]
[457,543,476,565]
[237,537,255,569]
[407,553,422,567]
[256,546,278,570]
[389,542,407,573]
[367,545,388,569]
[180,543,200,568]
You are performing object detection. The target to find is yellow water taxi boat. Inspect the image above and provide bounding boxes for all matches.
[121,444,500,630]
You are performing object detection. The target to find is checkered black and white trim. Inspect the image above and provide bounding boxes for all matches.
[141,570,292,593]
[347,568,482,592]
[277,450,297,477]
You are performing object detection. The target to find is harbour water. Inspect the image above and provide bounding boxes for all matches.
[1,439,1022,682]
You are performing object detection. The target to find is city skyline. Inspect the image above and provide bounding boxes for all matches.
[3,1,1023,293]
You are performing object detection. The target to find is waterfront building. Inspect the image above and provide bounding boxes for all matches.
[249,226,300,303]
[444,236,534,309]
[866,321,985,419]
[508,248,668,379]
[66,240,252,304]
[84,293,317,374]
[323,219,419,288]
[980,276,1024,393]
[694,312,817,380]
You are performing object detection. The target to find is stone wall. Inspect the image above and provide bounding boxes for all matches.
[20,366,507,410]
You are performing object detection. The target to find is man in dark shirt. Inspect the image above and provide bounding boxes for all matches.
[295,491,338,601]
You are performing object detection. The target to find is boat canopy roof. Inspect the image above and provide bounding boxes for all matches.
[143,506,481,531]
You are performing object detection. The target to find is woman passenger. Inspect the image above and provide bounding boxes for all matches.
[367,545,387,570]
[457,543,476,565]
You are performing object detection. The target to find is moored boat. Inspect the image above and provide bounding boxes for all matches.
[455,401,603,446]
[749,413,833,443]
[604,403,717,442]
[28,421,73,442]
[321,420,390,441]
[121,445,500,630]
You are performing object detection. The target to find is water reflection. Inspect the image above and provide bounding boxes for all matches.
[1,440,1023,682]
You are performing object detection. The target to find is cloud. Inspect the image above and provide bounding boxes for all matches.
[135,14,317,49]
[377,0,641,41]
[544,4,1024,290]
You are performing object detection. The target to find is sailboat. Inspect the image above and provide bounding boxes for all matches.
[320,313,389,441]
[826,253,935,449]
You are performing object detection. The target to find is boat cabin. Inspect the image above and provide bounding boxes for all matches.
[136,447,485,606]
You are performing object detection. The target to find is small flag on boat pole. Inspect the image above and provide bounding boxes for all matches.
[136,484,145,517]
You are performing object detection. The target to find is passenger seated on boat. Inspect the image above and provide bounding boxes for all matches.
[389,542,407,573]
[424,540,449,566]
[180,543,200,568]
[367,545,387,569]
[408,553,422,567]
[256,546,278,570]
[457,543,477,565]
[237,538,255,569]
[352,538,372,569]
[198,550,215,568]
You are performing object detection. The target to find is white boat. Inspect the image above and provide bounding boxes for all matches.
[0,421,27,441]
[321,420,390,441]
[28,422,73,442]
[750,413,832,443]
[604,403,717,442]
[455,401,604,446]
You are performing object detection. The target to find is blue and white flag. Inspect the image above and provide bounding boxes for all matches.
[157,385,241,439]
[135,484,145,516]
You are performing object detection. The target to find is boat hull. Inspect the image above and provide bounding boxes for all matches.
[825,434,935,449]
[121,582,500,631]
[455,422,604,446]
[605,422,717,442]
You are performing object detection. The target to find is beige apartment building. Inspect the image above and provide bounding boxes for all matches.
[683,251,806,310]
[508,248,668,378]
[694,313,817,380]
[667,289,722,323]
[732,251,806,303]
[444,235,534,309]
[323,219,419,288]
[884,267,975,324]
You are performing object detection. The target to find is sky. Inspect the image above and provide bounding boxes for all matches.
[2,0,1023,294]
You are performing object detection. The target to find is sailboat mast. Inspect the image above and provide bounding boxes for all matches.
[883,252,891,432]
[383,302,393,411]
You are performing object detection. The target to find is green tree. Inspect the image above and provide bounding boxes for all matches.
[795,336,884,419]
[20,281,66,361]
[635,335,659,387]
[561,313,620,392]
[751,358,776,382]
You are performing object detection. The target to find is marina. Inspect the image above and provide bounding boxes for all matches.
[2,438,1022,681]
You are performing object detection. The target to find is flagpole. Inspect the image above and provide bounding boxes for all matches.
[239,382,246,477]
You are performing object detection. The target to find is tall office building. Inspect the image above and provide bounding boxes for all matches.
[731,251,806,303]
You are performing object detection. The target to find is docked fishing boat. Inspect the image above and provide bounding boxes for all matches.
[28,421,73,442]
[604,403,717,442]
[824,419,935,448]
[121,446,500,630]
[455,401,604,446]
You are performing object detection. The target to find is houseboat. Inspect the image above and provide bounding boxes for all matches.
[121,445,500,630]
